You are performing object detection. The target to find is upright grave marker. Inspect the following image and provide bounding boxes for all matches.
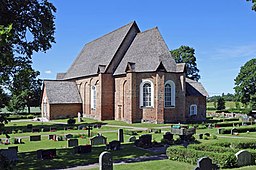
[99,151,113,170]
[118,129,124,142]
[235,150,254,167]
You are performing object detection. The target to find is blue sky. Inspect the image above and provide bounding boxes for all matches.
[32,0,256,96]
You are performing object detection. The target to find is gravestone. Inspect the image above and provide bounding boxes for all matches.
[14,137,23,144]
[0,148,18,162]
[128,136,136,142]
[67,138,78,147]
[217,128,222,134]
[136,134,152,148]
[163,132,173,141]
[30,135,41,141]
[27,124,33,129]
[65,134,73,140]
[99,151,113,170]
[78,112,81,122]
[90,134,107,145]
[204,133,210,137]
[231,128,239,135]
[118,129,124,143]
[198,134,203,139]
[48,134,57,140]
[78,125,85,130]
[74,145,92,154]
[194,157,219,170]
[37,149,57,159]
[106,140,121,151]
[235,150,254,167]
[32,128,40,133]
[50,127,57,132]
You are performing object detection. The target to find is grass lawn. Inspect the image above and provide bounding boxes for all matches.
[109,160,194,170]
[15,143,156,170]
[2,118,256,169]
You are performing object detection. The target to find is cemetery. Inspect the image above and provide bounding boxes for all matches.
[0,116,256,169]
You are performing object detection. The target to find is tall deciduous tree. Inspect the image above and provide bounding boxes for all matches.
[170,46,200,81]
[247,0,256,11]
[0,0,56,112]
[234,58,256,107]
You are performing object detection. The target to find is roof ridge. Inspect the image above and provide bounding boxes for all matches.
[85,21,136,46]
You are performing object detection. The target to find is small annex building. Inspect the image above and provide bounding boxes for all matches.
[41,21,208,123]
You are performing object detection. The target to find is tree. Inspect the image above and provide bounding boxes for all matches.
[0,0,56,112]
[247,0,256,11]
[0,0,56,58]
[170,46,200,81]
[234,58,256,106]
[217,97,225,110]
[7,64,42,113]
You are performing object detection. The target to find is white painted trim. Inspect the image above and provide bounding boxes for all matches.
[190,104,197,115]
[164,80,175,108]
[140,79,154,108]
[91,85,96,109]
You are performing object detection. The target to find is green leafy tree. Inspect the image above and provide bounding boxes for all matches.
[7,64,42,113]
[170,46,200,81]
[247,0,256,11]
[217,97,225,110]
[0,0,56,113]
[234,58,256,106]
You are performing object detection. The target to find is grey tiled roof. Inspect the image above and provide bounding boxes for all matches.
[44,80,82,104]
[114,27,177,75]
[176,63,186,73]
[63,21,136,79]
[186,78,208,97]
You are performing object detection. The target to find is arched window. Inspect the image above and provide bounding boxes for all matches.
[164,80,175,107]
[190,104,197,115]
[140,80,154,107]
[91,85,96,109]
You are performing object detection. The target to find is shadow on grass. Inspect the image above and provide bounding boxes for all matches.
[16,143,155,170]
[1,122,108,135]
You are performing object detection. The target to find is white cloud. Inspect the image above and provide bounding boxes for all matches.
[210,44,256,60]
[45,70,52,74]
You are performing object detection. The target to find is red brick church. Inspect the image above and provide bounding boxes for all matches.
[41,21,208,123]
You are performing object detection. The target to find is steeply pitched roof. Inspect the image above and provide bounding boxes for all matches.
[63,21,138,79]
[114,27,177,75]
[44,80,82,104]
[186,78,208,97]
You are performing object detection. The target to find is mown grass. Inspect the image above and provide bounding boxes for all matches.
[2,117,256,169]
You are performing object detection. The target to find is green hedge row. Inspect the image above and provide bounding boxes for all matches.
[189,144,239,153]
[218,126,256,134]
[213,141,256,150]
[215,121,242,128]
[166,145,237,168]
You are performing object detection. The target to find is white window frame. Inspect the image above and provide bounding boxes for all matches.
[190,104,197,116]
[91,85,96,110]
[164,80,175,108]
[140,79,154,108]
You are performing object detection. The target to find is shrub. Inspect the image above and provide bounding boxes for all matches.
[166,145,237,168]
[218,126,256,134]
[67,118,76,125]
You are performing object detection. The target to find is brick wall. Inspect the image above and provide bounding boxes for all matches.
[185,96,206,122]
[114,71,187,123]
[49,104,82,120]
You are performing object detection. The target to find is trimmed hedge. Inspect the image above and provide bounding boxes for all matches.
[166,145,237,168]
[215,121,242,128]
[218,126,256,134]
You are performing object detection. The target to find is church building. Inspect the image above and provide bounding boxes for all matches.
[41,21,208,123]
